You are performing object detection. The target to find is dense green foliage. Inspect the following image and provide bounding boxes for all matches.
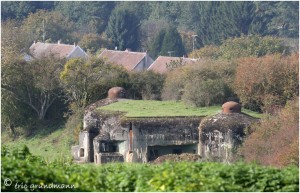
[162,60,236,107]
[60,57,129,111]
[2,146,299,192]
[2,1,298,50]
[127,71,165,100]
[55,2,115,34]
[159,26,186,57]
[191,35,290,60]
[106,9,140,51]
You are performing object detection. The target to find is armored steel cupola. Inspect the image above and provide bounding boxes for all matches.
[222,101,242,114]
[107,87,126,99]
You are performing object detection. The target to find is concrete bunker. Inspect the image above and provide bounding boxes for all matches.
[72,88,259,164]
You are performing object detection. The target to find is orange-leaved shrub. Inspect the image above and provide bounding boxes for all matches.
[239,97,299,168]
[234,53,299,112]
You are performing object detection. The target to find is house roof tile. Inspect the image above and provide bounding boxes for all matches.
[29,42,75,59]
[147,56,200,74]
[98,49,147,71]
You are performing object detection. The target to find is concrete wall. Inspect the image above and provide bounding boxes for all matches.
[94,153,124,164]
[199,113,258,163]
[199,129,234,163]
[130,118,200,163]
[72,131,97,163]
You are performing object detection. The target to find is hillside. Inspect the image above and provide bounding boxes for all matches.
[1,126,73,162]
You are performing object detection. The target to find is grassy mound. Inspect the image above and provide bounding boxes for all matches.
[98,100,262,118]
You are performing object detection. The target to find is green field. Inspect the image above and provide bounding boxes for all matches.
[98,100,262,118]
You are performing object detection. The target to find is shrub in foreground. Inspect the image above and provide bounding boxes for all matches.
[1,146,299,192]
[239,97,299,168]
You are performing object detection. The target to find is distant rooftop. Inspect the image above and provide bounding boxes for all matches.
[98,49,150,71]
[147,56,201,74]
[29,42,76,59]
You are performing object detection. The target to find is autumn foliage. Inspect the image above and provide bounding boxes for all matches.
[239,97,299,168]
[234,53,299,112]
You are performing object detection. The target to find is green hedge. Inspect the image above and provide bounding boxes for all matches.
[1,146,299,192]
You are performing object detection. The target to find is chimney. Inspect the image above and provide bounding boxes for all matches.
[74,42,76,47]
[33,40,36,45]
[57,40,61,44]
[115,46,118,50]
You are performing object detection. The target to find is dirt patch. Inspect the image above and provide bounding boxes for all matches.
[152,153,202,164]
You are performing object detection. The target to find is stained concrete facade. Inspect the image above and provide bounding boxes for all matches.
[72,97,202,164]
[72,97,258,164]
[198,112,258,163]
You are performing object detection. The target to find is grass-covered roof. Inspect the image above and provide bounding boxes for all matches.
[97,100,261,118]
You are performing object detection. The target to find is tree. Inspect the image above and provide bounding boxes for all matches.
[249,1,299,38]
[21,10,75,46]
[60,57,129,111]
[1,57,64,121]
[192,35,290,61]
[162,59,236,107]
[2,19,66,131]
[78,33,111,54]
[127,71,166,100]
[234,53,299,112]
[106,9,140,51]
[149,29,167,59]
[270,1,299,38]
[54,1,115,34]
[1,1,55,20]
[160,26,186,57]
[219,35,288,60]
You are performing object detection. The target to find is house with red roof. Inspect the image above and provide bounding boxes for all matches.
[147,56,201,74]
[98,49,154,72]
[26,41,88,61]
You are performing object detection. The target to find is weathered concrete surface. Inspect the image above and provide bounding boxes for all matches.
[72,131,97,163]
[199,112,258,163]
[94,152,124,164]
[72,90,259,164]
